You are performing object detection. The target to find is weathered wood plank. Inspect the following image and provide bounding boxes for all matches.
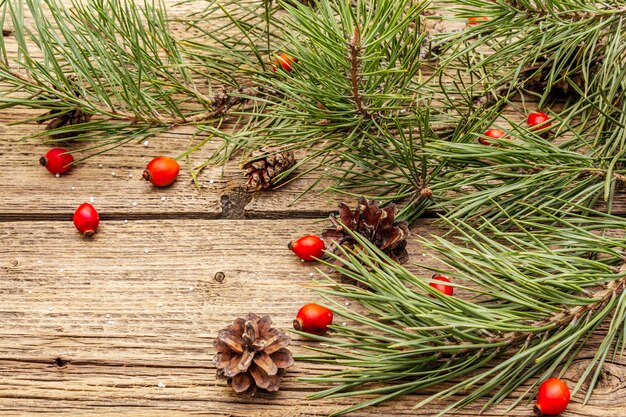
[0,107,228,219]
[1,219,625,416]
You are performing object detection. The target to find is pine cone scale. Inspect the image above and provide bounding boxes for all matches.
[231,372,253,393]
[218,331,245,353]
[254,351,279,376]
[271,348,295,368]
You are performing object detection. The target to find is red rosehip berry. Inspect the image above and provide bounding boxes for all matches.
[534,378,570,416]
[288,235,325,261]
[293,303,333,335]
[479,129,506,146]
[429,274,454,297]
[39,148,74,175]
[142,156,180,187]
[73,203,100,237]
[527,111,551,130]
[272,52,297,73]
[467,16,489,26]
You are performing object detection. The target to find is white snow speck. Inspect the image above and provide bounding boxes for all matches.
[59,269,65,273]
[309,272,314,277]
[123,220,128,224]
[37,260,42,264]
[111,172,116,177]
[27,290,32,294]
[90,196,95,203]
[132,202,137,206]
[107,320,115,325]
[189,287,194,291]
[161,196,166,201]
[143,141,149,147]
[144,249,150,253]
[342,322,347,326]
[55,173,60,178]
[71,186,76,190]
[209,179,215,184]
[98,164,103,168]
[128,174,133,178]
[158,303,163,307]
[344,301,350,306]
[157,382,166,388]
[422,253,426,257]
[324,168,329,172]
[106,314,110,318]
[48,307,53,311]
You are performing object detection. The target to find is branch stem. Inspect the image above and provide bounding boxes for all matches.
[348,27,371,119]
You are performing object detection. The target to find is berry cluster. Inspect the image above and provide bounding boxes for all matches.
[40,149,180,237]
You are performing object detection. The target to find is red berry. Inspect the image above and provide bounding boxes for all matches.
[288,235,325,261]
[429,274,454,297]
[293,303,333,335]
[527,111,551,130]
[534,378,570,416]
[479,129,506,146]
[143,156,180,187]
[39,148,74,175]
[73,203,100,237]
[272,52,297,73]
[467,16,489,26]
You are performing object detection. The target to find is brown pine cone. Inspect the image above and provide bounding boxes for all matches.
[38,76,92,139]
[43,108,92,139]
[243,147,296,191]
[213,313,294,396]
[322,197,410,265]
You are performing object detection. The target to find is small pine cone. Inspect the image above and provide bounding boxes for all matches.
[213,313,294,396]
[322,197,410,266]
[38,76,92,139]
[43,108,92,139]
[243,147,296,191]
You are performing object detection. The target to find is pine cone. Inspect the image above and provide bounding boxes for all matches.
[38,76,92,139]
[243,147,296,191]
[213,313,294,396]
[322,197,410,265]
[43,108,92,139]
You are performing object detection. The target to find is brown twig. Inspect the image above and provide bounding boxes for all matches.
[348,27,371,119]
[2,66,261,126]
[433,264,626,359]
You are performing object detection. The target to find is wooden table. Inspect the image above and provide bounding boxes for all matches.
[2,2,626,416]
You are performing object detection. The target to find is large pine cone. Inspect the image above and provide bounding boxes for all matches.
[243,147,296,191]
[213,313,294,396]
[322,197,410,265]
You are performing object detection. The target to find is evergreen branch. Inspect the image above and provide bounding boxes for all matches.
[300,206,626,415]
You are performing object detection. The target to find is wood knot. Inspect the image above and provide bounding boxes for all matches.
[214,271,225,283]
[54,357,69,368]
[220,186,252,219]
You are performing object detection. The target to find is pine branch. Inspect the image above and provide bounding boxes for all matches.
[299,207,626,414]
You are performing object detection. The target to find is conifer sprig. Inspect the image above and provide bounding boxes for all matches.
[0,0,252,158]
[301,207,626,415]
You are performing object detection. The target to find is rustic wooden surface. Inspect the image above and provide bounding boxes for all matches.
[2,2,626,416]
